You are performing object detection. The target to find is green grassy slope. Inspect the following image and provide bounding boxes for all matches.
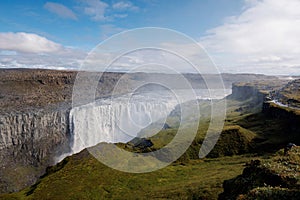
[0,151,257,200]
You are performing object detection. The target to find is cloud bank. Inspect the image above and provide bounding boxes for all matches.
[0,32,85,69]
[201,0,300,75]
[0,32,63,53]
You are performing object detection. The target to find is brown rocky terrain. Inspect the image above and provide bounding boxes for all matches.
[0,69,131,113]
[0,69,284,113]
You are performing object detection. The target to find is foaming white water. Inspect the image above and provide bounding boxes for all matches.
[69,92,178,155]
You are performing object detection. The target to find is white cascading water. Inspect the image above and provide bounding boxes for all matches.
[69,91,178,155]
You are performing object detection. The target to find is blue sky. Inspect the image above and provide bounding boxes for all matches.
[0,0,300,75]
[0,0,244,48]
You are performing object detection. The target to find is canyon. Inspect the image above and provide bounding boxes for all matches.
[0,68,297,195]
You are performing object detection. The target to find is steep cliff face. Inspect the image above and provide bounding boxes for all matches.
[230,84,265,102]
[262,102,300,144]
[263,102,300,120]
[227,80,289,112]
[261,79,300,144]
[229,81,286,103]
[0,108,70,163]
[0,107,70,193]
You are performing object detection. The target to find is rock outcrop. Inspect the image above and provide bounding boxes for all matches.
[229,80,287,105]
[219,147,300,200]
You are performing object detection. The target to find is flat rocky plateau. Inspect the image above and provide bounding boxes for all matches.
[0,68,286,113]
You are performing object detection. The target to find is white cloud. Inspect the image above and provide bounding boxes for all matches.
[44,2,77,20]
[112,1,139,11]
[0,32,63,53]
[0,32,86,69]
[201,0,300,75]
[83,0,109,21]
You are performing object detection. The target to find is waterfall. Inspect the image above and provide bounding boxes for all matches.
[68,92,178,155]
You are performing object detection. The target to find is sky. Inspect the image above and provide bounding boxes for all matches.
[0,0,299,75]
